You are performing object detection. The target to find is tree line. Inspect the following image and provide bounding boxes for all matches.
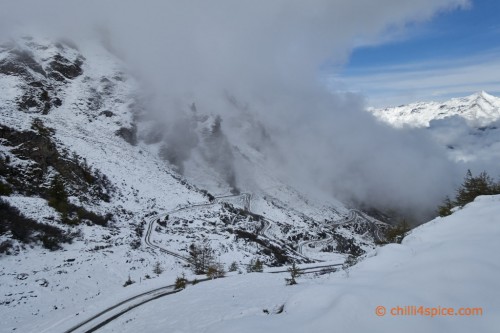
[438,170,500,217]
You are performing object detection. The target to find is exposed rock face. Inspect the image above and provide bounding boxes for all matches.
[0,38,83,115]
[0,123,113,204]
[115,125,138,146]
[48,54,83,81]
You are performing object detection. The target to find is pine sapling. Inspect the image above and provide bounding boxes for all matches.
[285,262,301,285]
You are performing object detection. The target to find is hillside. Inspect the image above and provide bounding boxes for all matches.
[1,2,498,332]
[0,37,386,332]
[93,195,500,333]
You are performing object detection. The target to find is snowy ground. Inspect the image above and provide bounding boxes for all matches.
[93,195,500,333]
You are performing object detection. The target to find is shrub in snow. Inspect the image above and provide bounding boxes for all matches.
[123,274,135,287]
[0,181,13,196]
[174,273,188,290]
[247,258,264,273]
[0,198,72,251]
[228,261,238,272]
[206,262,225,279]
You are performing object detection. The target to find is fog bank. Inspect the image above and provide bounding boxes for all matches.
[0,0,471,221]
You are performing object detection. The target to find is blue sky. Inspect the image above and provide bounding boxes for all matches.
[332,0,500,107]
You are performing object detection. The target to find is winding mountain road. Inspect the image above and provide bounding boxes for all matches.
[298,234,334,254]
[144,192,316,263]
[296,209,385,255]
[60,193,380,332]
[144,214,191,262]
[61,285,181,333]
[256,217,314,262]
[143,193,253,264]
[60,261,340,333]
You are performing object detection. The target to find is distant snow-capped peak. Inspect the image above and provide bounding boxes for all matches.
[369,91,500,128]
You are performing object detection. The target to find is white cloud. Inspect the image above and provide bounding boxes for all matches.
[0,0,472,220]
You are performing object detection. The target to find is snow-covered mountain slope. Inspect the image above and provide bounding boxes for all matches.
[0,36,387,331]
[369,91,500,128]
[0,36,207,244]
[0,36,375,253]
[96,195,500,333]
[368,92,500,165]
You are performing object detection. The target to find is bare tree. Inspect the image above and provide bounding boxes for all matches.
[189,242,215,274]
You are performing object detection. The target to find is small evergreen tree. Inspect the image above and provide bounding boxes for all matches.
[285,262,301,285]
[48,175,70,215]
[438,170,500,216]
[385,219,411,244]
[228,261,238,272]
[0,181,13,196]
[437,196,454,217]
[153,261,163,276]
[206,265,217,279]
[455,170,498,207]
[342,254,359,278]
[247,258,264,272]
[123,274,135,287]
[174,273,188,290]
[206,262,225,279]
[254,259,263,272]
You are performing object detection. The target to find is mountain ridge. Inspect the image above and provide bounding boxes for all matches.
[369,91,500,128]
